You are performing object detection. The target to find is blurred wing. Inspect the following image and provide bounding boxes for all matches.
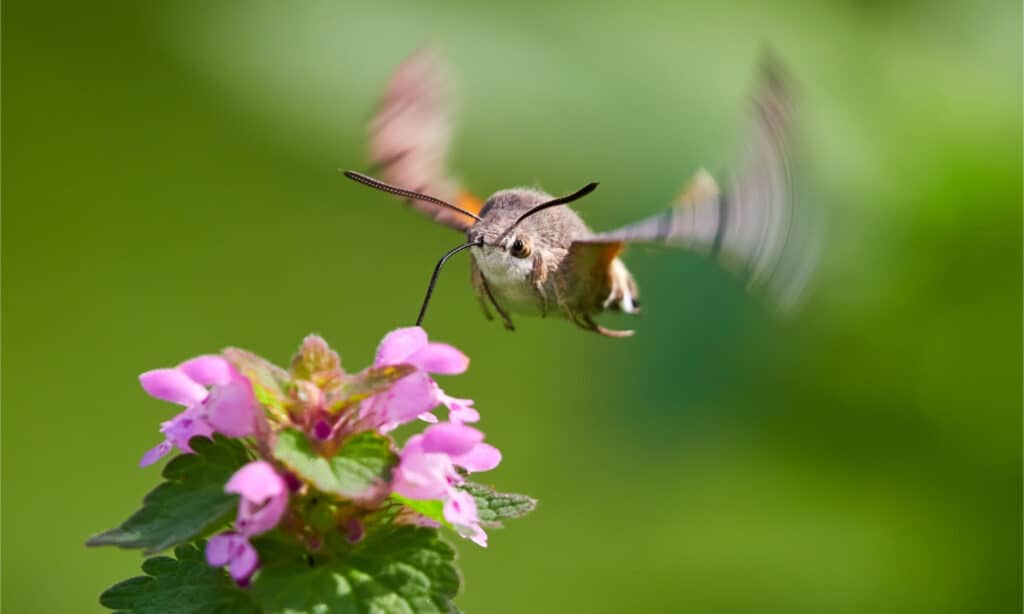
[574,55,819,311]
[368,48,483,231]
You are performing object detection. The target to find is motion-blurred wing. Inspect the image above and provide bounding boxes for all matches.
[368,48,483,231]
[574,56,818,311]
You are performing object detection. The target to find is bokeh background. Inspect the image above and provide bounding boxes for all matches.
[4,1,1020,612]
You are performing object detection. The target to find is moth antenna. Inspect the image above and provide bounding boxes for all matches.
[500,182,599,239]
[416,240,483,326]
[343,170,483,222]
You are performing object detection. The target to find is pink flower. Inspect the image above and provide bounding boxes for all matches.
[206,461,289,584]
[392,434,460,501]
[361,370,442,432]
[138,406,215,467]
[392,422,501,547]
[226,461,289,535]
[138,355,259,467]
[446,490,488,547]
[205,533,257,586]
[360,327,478,430]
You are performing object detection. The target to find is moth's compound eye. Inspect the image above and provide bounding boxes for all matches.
[510,238,531,259]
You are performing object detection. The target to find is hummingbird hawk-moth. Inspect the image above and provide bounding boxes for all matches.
[345,49,815,337]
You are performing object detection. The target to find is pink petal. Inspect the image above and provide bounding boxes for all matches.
[205,533,236,566]
[227,462,289,535]
[139,440,173,467]
[392,457,449,500]
[238,491,288,536]
[393,440,457,501]
[344,518,364,544]
[207,533,259,584]
[467,525,489,547]
[139,369,207,406]
[421,422,484,456]
[203,378,257,437]
[417,412,439,424]
[407,343,469,375]
[401,434,425,456]
[228,540,258,583]
[377,371,441,426]
[392,467,451,500]
[374,326,428,366]
[226,461,287,503]
[450,405,480,423]
[441,395,480,423]
[452,443,502,473]
[443,489,479,526]
[178,355,235,386]
[160,406,215,452]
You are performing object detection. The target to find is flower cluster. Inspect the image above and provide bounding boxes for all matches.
[133,327,508,585]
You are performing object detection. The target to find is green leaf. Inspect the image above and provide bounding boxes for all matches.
[391,494,448,527]
[99,541,258,613]
[274,429,398,504]
[362,497,405,530]
[327,364,416,414]
[87,436,250,554]
[460,482,537,528]
[223,347,291,418]
[251,526,460,614]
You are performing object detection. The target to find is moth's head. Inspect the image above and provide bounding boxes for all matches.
[467,183,599,259]
[467,188,553,258]
[457,189,546,283]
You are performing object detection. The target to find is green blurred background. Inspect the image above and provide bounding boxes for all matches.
[3,0,1020,612]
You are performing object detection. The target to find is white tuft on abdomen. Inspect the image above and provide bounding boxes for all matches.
[602,258,640,314]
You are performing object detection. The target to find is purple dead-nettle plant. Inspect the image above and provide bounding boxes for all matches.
[88,327,536,613]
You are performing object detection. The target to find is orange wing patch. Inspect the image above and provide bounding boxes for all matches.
[455,190,485,228]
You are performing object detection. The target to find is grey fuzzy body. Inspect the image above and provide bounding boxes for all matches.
[466,188,637,324]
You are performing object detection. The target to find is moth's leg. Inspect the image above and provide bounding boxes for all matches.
[578,313,634,338]
[556,275,631,338]
[564,308,599,335]
[530,255,549,317]
[485,283,516,331]
[566,310,589,332]
[553,271,590,329]
[470,263,494,321]
[476,293,494,320]
[473,266,515,331]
